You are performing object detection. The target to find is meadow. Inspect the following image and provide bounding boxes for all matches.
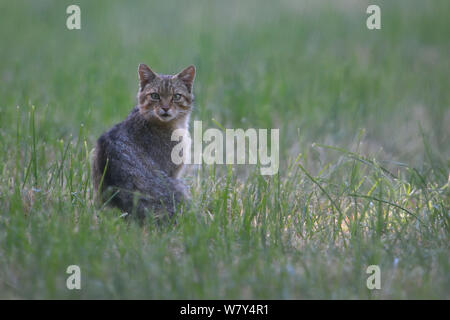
[0,0,448,299]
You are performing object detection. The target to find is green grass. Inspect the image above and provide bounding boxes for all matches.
[0,0,449,299]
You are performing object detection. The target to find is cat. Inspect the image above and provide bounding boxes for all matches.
[92,64,195,222]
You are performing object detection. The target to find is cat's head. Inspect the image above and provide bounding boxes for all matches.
[137,64,195,126]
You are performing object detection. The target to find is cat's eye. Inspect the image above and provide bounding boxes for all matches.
[149,93,160,100]
[173,94,182,101]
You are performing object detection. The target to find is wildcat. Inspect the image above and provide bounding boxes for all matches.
[92,64,195,222]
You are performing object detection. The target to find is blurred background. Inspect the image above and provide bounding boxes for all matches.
[1,0,448,167]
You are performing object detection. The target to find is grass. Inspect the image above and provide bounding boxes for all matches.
[0,0,449,299]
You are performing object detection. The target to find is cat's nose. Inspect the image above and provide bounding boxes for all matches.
[161,106,170,112]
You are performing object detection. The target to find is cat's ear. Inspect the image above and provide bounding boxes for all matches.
[138,64,156,89]
[175,65,196,93]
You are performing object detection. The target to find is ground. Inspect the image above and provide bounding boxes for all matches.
[0,0,448,298]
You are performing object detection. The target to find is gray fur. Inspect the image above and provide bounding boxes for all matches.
[92,64,195,222]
